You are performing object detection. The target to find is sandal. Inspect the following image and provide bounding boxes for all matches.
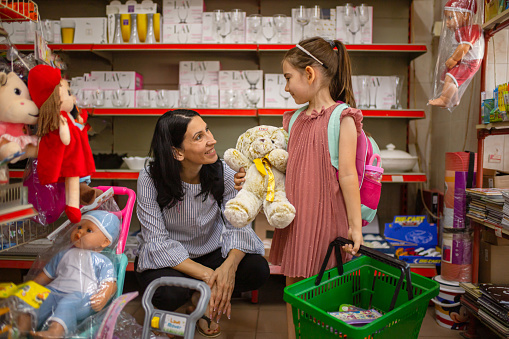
[196,315,221,338]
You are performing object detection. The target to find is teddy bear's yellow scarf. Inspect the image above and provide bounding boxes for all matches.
[253,156,275,202]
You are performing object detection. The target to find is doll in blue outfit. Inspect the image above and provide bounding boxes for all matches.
[20,210,120,339]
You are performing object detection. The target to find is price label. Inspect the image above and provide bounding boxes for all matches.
[392,176,404,182]
[495,226,503,238]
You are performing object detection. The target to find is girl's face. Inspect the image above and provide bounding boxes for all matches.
[59,79,75,113]
[176,116,217,166]
[283,60,313,105]
[71,220,110,250]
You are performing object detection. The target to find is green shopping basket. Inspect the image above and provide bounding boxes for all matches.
[284,237,439,339]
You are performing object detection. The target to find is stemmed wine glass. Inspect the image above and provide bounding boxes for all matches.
[219,13,231,43]
[243,89,260,108]
[357,76,370,109]
[262,18,276,43]
[212,10,225,42]
[192,62,205,85]
[244,70,260,89]
[369,77,380,109]
[273,14,286,43]
[391,76,403,109]
[295,5,310,41]
[224,89,238,108]
[179,85,191,107]
[177,25,189,43]
[343,3,357,44]
[231,9,244,43]
[357,4,369,43]
[177,0,189,24]
[310,5,321,37]
[247,14,262,43]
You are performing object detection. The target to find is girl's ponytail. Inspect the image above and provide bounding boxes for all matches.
[331,40,356,108]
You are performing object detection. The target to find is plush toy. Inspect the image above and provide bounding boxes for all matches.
[28,65,95,223]
[223,125,296,229]
[0,72,39,163]
[429,0,483,109]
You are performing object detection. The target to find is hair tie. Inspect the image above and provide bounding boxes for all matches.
[326,39,335,49]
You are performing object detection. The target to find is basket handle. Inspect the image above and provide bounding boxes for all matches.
[315,236,414,311]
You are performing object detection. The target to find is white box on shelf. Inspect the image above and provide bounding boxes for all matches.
[202,11,246,43]
[162,0,203,24]
[153,89,180,108]
[103,89,136,108]
[264,74,299,109]
[179,61,220,85]
[354,75,397,109]
[162,23,202,43]
[90,71,144,90]
[60,17,108,44]
[2,22,27,43]
[52,20,62,43]
[181,85,219,108]
[291,8,336,43]
[219,70,263,90]
[336,5,373,45]
[219,89,264,108]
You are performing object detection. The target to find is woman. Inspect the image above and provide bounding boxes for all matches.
[134,109,269,337]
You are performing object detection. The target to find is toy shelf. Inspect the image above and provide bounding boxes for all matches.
[476,121,509,131]
[467,214,509,238]
[258,108,425,119]
[0,0,38,21]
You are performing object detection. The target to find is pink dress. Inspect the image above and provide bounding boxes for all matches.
[269,103,363,278]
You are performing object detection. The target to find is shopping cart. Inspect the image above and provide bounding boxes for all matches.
[284,237,439,339]
[141,277,211,339]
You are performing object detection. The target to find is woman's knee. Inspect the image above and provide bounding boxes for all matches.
[237,254,270,290]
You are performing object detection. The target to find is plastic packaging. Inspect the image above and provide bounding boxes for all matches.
[429,0,484,111]
[23,158,66,225]
[441,230,473,282]
[11,197,124,338]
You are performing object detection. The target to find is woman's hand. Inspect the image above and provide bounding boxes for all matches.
[342,227,363,256]
[233,167,246,191]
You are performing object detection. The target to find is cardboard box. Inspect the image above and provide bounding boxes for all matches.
[179,85,219,108]
[162,0,203,24]
[291,8,336,43]
[61,17,108,44]
[162,23,202,43]
[351,76,397,109]
[483,230,509,246]
[90,71,144,90]
[482,168,509,188]
[219,89,263,108]
[179,61,220,86]
[479,240,509,284]
[264,74,300,109]
[336,5,373,44]
[2,21,27,43]
[219,70,263,90]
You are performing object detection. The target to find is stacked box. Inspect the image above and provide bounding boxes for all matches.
[219,70,263,108]
[264,74,300,109]
[179,61,220,86]
[336,5,373,44]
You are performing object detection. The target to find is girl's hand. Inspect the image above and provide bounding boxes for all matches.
[342,227,364,256]
[208,260,237,321]
[233,167,246,191]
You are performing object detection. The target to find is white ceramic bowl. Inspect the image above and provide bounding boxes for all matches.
[380,143,418,172]
[123,156,150,170]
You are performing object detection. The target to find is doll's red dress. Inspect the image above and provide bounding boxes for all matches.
[37,111,95,185]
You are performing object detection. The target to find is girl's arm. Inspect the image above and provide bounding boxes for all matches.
[58,115,70,145]
[337,116,363,255]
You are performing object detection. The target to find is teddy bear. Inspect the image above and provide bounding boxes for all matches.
[223,125,296,229]
[0,71,39,164]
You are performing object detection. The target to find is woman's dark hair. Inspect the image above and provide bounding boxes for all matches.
[283,37,356,108]
[148,109,223,210]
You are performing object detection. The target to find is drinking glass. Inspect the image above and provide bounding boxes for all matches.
[194,86,209,108]
[273,14,286,43]
[129,14,140,44]
[224,89,238,108]
[247,14,262,43]
[137,14,147,42]
[369,76,380,109]
[117,73,132,89]
[212,10,225,42]
[295,5,310,41]
[111,89,128,107]
[262,19,276,43]
[177,25,189,43]
[231,9,244,43]
[357,76,370,109]
[156,90,174,108]
[93,89,105,107]
[243,89,260,108]
[179,85,191,107]
[137,90,151,108]
[145,13,156,43]
[219,13,231,43]
[42,20,54,43]
[113,13,123,44]
[244,70,260,89]
[177,0,189,24]
[343,3,356,44]
[193,62,205,85]
[310,5,321,37]
[358,4,369,43]
[391,76,403,109]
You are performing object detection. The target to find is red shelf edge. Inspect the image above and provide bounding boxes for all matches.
[382,174,427,183]
[91,108,257,117]
[258,109,425,118]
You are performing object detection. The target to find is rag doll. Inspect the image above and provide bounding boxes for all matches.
[28,65,95,223]
[17,210,120,339]
[429,0,483,108]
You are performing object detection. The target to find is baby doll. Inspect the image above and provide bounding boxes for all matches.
[429,0,483,108]
[20,210,120,339]
[28,65,95,223]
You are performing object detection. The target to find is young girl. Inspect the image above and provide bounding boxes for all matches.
[235,37,364,338]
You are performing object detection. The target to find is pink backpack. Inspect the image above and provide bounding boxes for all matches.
[288,103,383,226]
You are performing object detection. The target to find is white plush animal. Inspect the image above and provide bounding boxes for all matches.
[0,72,39,163]
[223,125,295,229]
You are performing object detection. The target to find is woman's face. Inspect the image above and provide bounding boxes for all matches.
[177,116,217,166]
[283,60,312,105]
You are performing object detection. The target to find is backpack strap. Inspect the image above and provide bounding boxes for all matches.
[287,105,308,135]
[327,103,350,170]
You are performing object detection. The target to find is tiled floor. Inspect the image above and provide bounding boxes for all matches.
[121,274,469,339]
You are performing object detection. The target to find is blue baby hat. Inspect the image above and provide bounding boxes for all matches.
[81,210,121,246]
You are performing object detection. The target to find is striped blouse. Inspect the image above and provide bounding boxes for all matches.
[136,160,265,272]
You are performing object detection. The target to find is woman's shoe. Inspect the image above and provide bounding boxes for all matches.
[196,315,221,338]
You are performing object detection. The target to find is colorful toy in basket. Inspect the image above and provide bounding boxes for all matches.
[223,125,296,229]
[17,210,120,339]
[0,71,39,164]
[384,215,441,264]
[28,65,96,223]
[429,0,484,110]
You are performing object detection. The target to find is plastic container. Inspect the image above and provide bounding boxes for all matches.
[430,275,467,330]
[284,237,439,339]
